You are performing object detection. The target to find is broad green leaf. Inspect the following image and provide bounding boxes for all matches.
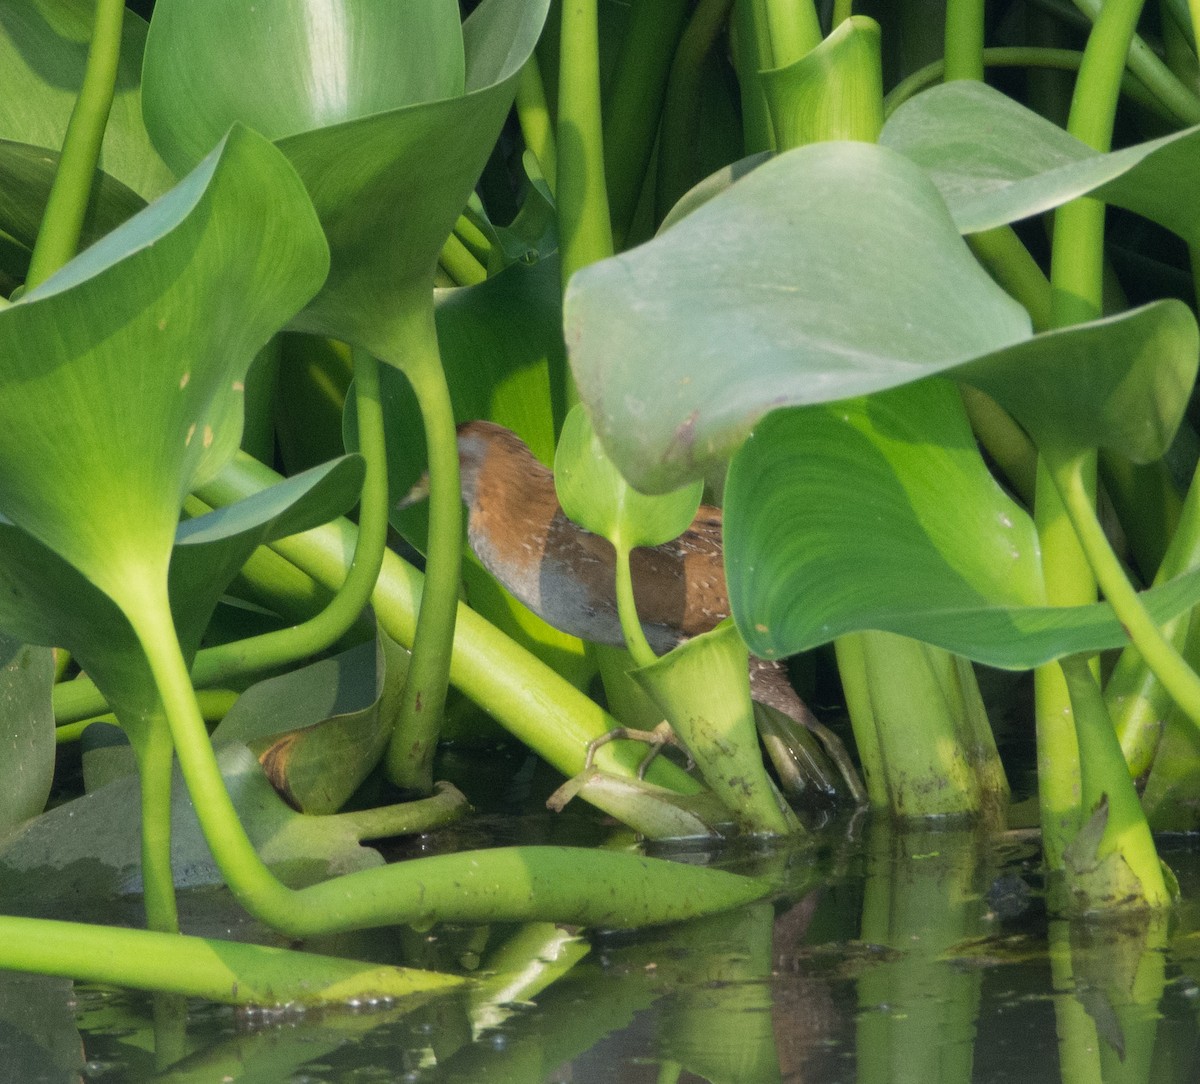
[881,80,1200,245]
[212,629,406,815]
[0,125,327,613]
[960,303,1198,463]
[0,744,388,922]
[0,456,362,742]
[0,636,53,833]
[143,0,552,358]
[0,0,173,200]
[724,385,1200,668]
[565,141,1031,493]
[565,140,1198,492]
[555,404,703,552]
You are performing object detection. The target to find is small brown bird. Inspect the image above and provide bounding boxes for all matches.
[452,420,865,804]
[456,419,727,654]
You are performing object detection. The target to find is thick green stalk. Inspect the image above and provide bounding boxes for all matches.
[657,0,737,225]
[1059,655,1171,908]
[383,307,461,794]
[439,233,487,287]
[557,0,614,290]
[191,347,389,689]
[1037,0,1145,876]
[832,0,854,23]
[133,719,179,935]
[943,0,986,81]
[1073,0,1200,123]
[25,0,124,289]
[731,0,777,152]
[603,0,690,247]
[756,0,822,66]
[516,57,557,195]
[126,581,765,935]
[0,913,461,1005]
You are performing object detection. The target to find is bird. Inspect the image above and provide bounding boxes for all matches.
[428,419,863,803]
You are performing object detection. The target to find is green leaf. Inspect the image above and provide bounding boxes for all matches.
[0,743,387,922]
[960,303,1198,463]
[881,80,1200,246]
[555,404,703,552]
[0,456,362,742]
[724,383,1200,668]
[0,636,54,833]
[0,139,145,258]
[565,139,1198,492]
[0,125,327,613]
[211,629,406,815]
[143,0,552,355]
[565,141,1031,493]
[0,0,174,200]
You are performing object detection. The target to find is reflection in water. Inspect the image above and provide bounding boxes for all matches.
[14,826,1200,1081]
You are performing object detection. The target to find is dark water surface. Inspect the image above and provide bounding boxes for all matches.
[7,749,1200,1082]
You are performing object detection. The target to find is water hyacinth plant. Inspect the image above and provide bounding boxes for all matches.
[4,0,1200,1053]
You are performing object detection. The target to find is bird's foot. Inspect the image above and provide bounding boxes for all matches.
[584,720,695,778]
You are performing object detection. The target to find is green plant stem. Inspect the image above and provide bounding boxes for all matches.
[332,781,469,842]
[558,0,614,290]
[0,914,462,1006]
[55,689,237,738]
[454,213,492,265]
[133,720,179,935]
[614,545,657,669]
[1051,451,1200,731]
[1058,655,1171,907]
[383,307,461,794]
[24,0,124,289]
[656,0,737,221]
[832,0,854,24]
[756,0,822,66]
[516,56,557,196]
[1036,0,1145,875]
[1072,0,1200,123]
[603,0,690,247]
[439,232,487,286]
[943,0,986,81]
[189,348,389,690]
[731,0,776,152]
[882,47,1182,122]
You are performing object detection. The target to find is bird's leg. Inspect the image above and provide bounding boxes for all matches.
[584,720,695,778]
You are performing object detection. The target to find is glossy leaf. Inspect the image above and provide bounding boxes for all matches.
[565,139,1198,492]
[0,0,173,200]
[724,385,1200,668]
[0,126,328,614]
[881,80,1200,244]
[0,456,362,739]
[143,0,551,356]
[555,404,703,551]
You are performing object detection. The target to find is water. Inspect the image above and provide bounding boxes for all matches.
[4,818,1199,1082]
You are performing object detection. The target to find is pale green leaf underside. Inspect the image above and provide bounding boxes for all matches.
[882,80,1200,245]
[566,139,1195,492]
